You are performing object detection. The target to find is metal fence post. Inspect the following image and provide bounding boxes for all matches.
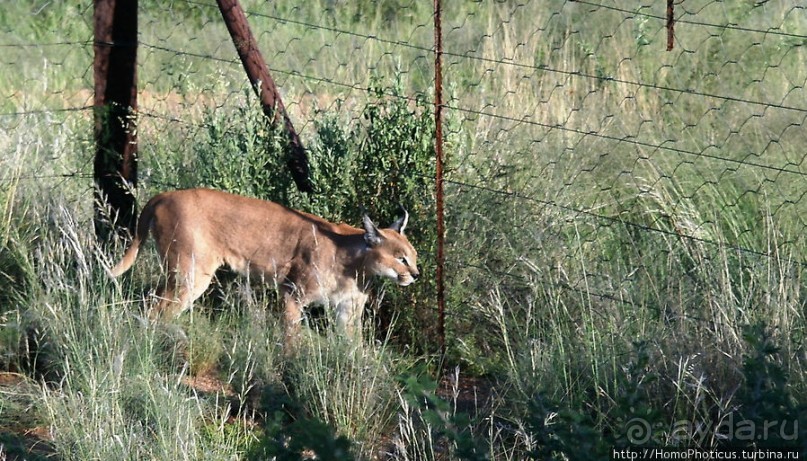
[434,0,446,359]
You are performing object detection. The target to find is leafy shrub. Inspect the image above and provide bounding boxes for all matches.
[728,323,807,453]
[171,79,438,351]
[192,92,295,203]
[246,411,355,461]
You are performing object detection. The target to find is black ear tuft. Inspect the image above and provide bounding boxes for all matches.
[389,205,409,234]
[363,215,384,247]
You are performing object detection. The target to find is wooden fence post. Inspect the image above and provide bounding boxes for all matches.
[93,0,138,241]
[216,0,313,193]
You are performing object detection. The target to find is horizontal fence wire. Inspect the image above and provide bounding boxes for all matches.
[2,1,805,339]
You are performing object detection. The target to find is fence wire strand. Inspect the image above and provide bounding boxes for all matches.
[2,0,806,345]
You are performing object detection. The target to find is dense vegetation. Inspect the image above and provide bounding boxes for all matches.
[1,1,805,459]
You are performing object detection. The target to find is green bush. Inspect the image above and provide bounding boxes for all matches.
[246,411,355,461]
[729,324,807,453]
[167,79,438,352]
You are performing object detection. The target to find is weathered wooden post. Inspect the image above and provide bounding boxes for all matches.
[216,0,313,193]
[93,0,138,241]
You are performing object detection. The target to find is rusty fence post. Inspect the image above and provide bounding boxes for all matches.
[216,0,313,193]
[93,0,138,242]
[434,0,446,359]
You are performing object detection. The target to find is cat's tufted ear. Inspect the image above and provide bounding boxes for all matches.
[389,206,409,234]
[363,214,384,247]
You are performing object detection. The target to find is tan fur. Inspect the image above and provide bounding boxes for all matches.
[110,188,419,343]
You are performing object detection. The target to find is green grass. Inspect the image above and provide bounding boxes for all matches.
[1,1,806,459]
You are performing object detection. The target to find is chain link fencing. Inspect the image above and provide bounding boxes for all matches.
[2,1,806,358]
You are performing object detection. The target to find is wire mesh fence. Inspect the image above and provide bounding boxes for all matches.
[1,0,806,350]
[438,1,807,363]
